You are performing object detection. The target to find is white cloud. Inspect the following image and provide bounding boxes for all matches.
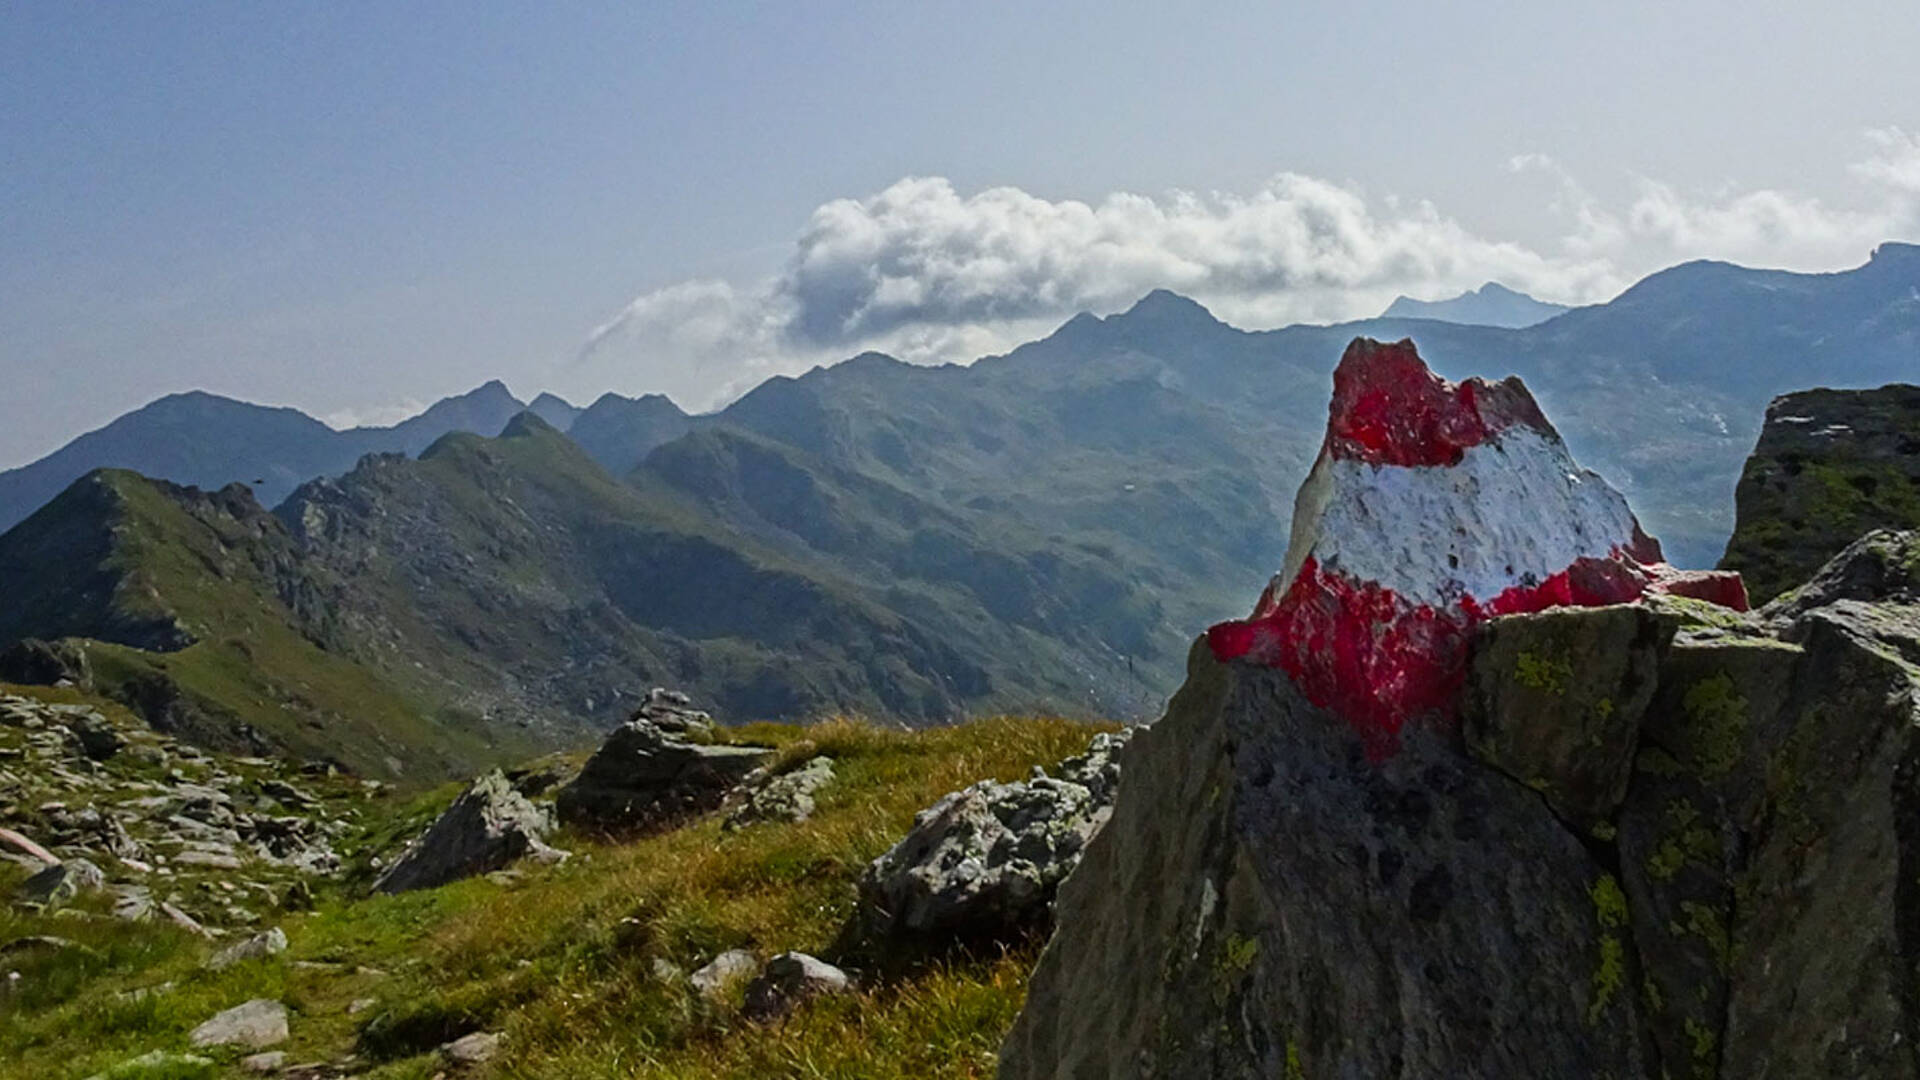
[572,129,1920,412]
[321,399,427,431]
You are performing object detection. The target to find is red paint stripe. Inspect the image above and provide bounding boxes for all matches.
[1208,553,1746,759]
[1324,338,1552,467]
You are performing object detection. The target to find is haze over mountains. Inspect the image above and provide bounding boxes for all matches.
[1,245,1916,778]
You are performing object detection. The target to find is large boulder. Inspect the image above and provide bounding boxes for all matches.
[857,729,1132,940]
[555,699,770,833]
[1719,383,1920,604]
[1207,338,1744,758]
[1001,342,1920,1079]
[373,770,566,894]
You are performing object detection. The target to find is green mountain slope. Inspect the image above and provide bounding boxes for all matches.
[0,470,521,781]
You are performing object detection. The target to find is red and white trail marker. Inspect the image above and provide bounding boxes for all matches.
[1208,338,1747,757]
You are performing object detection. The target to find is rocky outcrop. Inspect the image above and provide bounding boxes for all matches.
[856,729,1132,941]
[1720,383,1920,604]
[1002,344,1920,1079]
[555,693,770,833]
[374,770,566,894]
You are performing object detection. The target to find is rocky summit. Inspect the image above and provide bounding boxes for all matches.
[1207,338,1746,756]
[1002,340,1920,1079]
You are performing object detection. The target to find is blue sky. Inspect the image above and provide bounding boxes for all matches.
[4,1,1919,466]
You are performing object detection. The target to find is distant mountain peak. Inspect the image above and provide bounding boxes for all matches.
[500,410,560,439]
[1120,289,1220,324]
[1381,282,1569,328]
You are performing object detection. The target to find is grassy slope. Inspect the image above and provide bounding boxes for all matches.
[0,698,1111,1080]
[0,470,531,783]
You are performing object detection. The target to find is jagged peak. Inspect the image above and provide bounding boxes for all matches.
[499,410,560,439]
[1117,289,1220,324]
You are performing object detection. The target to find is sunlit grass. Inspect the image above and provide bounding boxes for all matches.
[0,714,1110,1079]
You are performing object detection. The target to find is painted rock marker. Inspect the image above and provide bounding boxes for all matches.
[1209,338,1747,756]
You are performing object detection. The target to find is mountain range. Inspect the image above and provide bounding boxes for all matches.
[2,243,1917,779]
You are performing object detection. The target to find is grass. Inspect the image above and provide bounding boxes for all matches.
[0,714,1112,1080]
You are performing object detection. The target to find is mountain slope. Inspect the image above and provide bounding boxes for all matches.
[0,470,519,780]
[567,391,694,474]
[1382,281,1571,327]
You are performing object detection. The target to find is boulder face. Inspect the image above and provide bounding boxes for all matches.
[1004,558,1920,1079]
[1208,339,1745,757]
[1719,383,1920,604]
[373,770,565,894]
[856,730,1132,941]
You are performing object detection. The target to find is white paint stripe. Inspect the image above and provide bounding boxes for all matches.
[1276,426,1640,607]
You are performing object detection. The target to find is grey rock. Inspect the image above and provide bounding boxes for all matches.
[373,770,567,894]
[208,926,288,970]
[189,998,289,1049]
[159,900,212,937]
[689,948,758,1000]
[110,884,154,922]
[724,756,835,830]
[858,729,1133,939]
[742,951,851,1020]
[440,1030,501,1065]
[555,712,770,833]
[240,1050,287,1074]
[1463,605,1671,829]
[18,857,104,906]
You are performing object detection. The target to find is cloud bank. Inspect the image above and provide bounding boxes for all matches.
[575,128,1920,412]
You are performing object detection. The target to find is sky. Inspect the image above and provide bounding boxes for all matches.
[4,1,1920,468]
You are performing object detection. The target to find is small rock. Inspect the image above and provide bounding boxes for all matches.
[723,756,835,830]
[174,849,244,870]
[18,856,105,906]
[208,926,288,971]
[0,825,60,868]
[689,949,759,1000]
[440,1030,501,1066]
[160,900,213,937]
[189,998,289,1049]
[110,883,155,922]
[347,996,378,1016]
[743,951,851,1020]
[241,1050,288,1073]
